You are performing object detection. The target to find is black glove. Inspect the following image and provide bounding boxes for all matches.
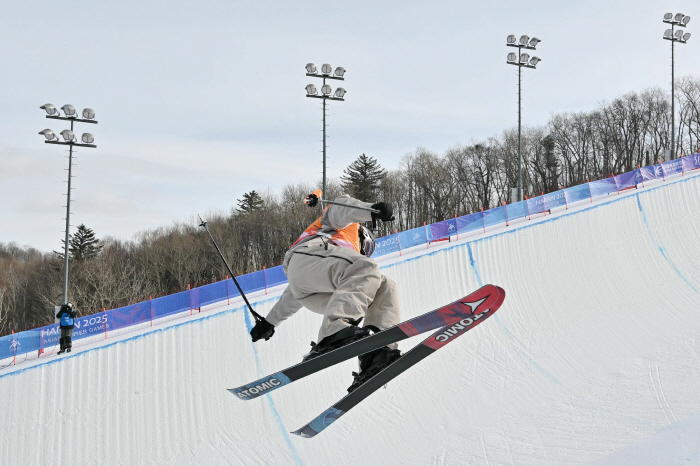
[304,193,319,208]
[371,202,395,222]
[250,318,275,342]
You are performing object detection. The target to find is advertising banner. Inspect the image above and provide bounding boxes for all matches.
[589,178,616,198]
[375,233,401,257]
[429,218,457,242]
[108,302,151,331]
[613,171,638,191]
[483,206,507,229]
[198,280,228,307]
[456,211,484,235]
[661,159,683,177]
[506,200,529,221]
[564,184,591,204]
[682,154,700,172]
[398,226,428,250]
[640,164,663,182]
[526,195,546,216]
[264,265,288,289]
[152,291,190,319]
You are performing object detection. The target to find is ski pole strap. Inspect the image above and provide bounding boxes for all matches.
[197,216,264,323]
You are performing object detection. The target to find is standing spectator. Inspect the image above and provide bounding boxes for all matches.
[56,303,76,354]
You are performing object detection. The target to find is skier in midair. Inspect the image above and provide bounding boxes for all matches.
[249,190,401,392]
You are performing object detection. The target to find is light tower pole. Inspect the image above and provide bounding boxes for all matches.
[663,12,691,160]
[506,35,541,203]
[305,63,346,199]
[38,104,97,306]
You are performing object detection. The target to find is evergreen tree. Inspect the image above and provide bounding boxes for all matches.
[542,135,560,193]
[340,154,386,202]
[237,190,264,213]
[64,224,103,261]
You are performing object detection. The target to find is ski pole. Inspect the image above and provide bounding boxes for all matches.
[318,199,379,213]
[198,215,264,323]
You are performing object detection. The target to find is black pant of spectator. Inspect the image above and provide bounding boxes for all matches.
[59,328,73,353]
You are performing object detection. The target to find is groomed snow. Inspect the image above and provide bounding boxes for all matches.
[1,173,699,466]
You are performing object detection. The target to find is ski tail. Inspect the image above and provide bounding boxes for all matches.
[291,286,506,438]
[230,284,500,400]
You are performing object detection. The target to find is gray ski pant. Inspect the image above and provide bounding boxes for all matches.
[283,239,401,345]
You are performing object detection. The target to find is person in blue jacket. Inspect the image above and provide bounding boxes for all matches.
[55,302,77,354]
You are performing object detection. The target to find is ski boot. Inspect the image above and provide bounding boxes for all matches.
[302,325,374,362]
[347,346,401,393]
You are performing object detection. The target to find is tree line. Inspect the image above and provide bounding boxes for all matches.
[2,78,699,336]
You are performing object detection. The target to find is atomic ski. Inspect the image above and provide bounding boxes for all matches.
[229,284,500,400]
[291,286,505,438]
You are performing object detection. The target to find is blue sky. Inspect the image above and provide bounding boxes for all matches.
[1,0,698,252]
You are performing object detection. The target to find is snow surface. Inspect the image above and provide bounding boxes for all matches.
[2,173,700,466]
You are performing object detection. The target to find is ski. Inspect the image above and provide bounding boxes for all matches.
[291,286,505,438]
[229,284,500,400]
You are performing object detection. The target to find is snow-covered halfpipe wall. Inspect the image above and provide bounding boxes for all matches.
[1,173,699,465]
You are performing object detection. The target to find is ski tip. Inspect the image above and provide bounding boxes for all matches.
[290,428,318,438]
[290,428,318,439]
[291,407,345,438]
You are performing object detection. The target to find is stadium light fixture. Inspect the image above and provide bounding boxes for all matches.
[662,12,692,159]
[304,61,346,199]
[60,129,76,142]
[40,104,60,116]
[38,102,98,307]
[38,129,58,141]
[61,104,77,117]
[506,33,542,203]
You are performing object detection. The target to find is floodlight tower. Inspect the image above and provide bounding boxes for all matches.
[305,63,346,199]
[38,104,97,306]
[663,12,691,160]
[506,35,541,203]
